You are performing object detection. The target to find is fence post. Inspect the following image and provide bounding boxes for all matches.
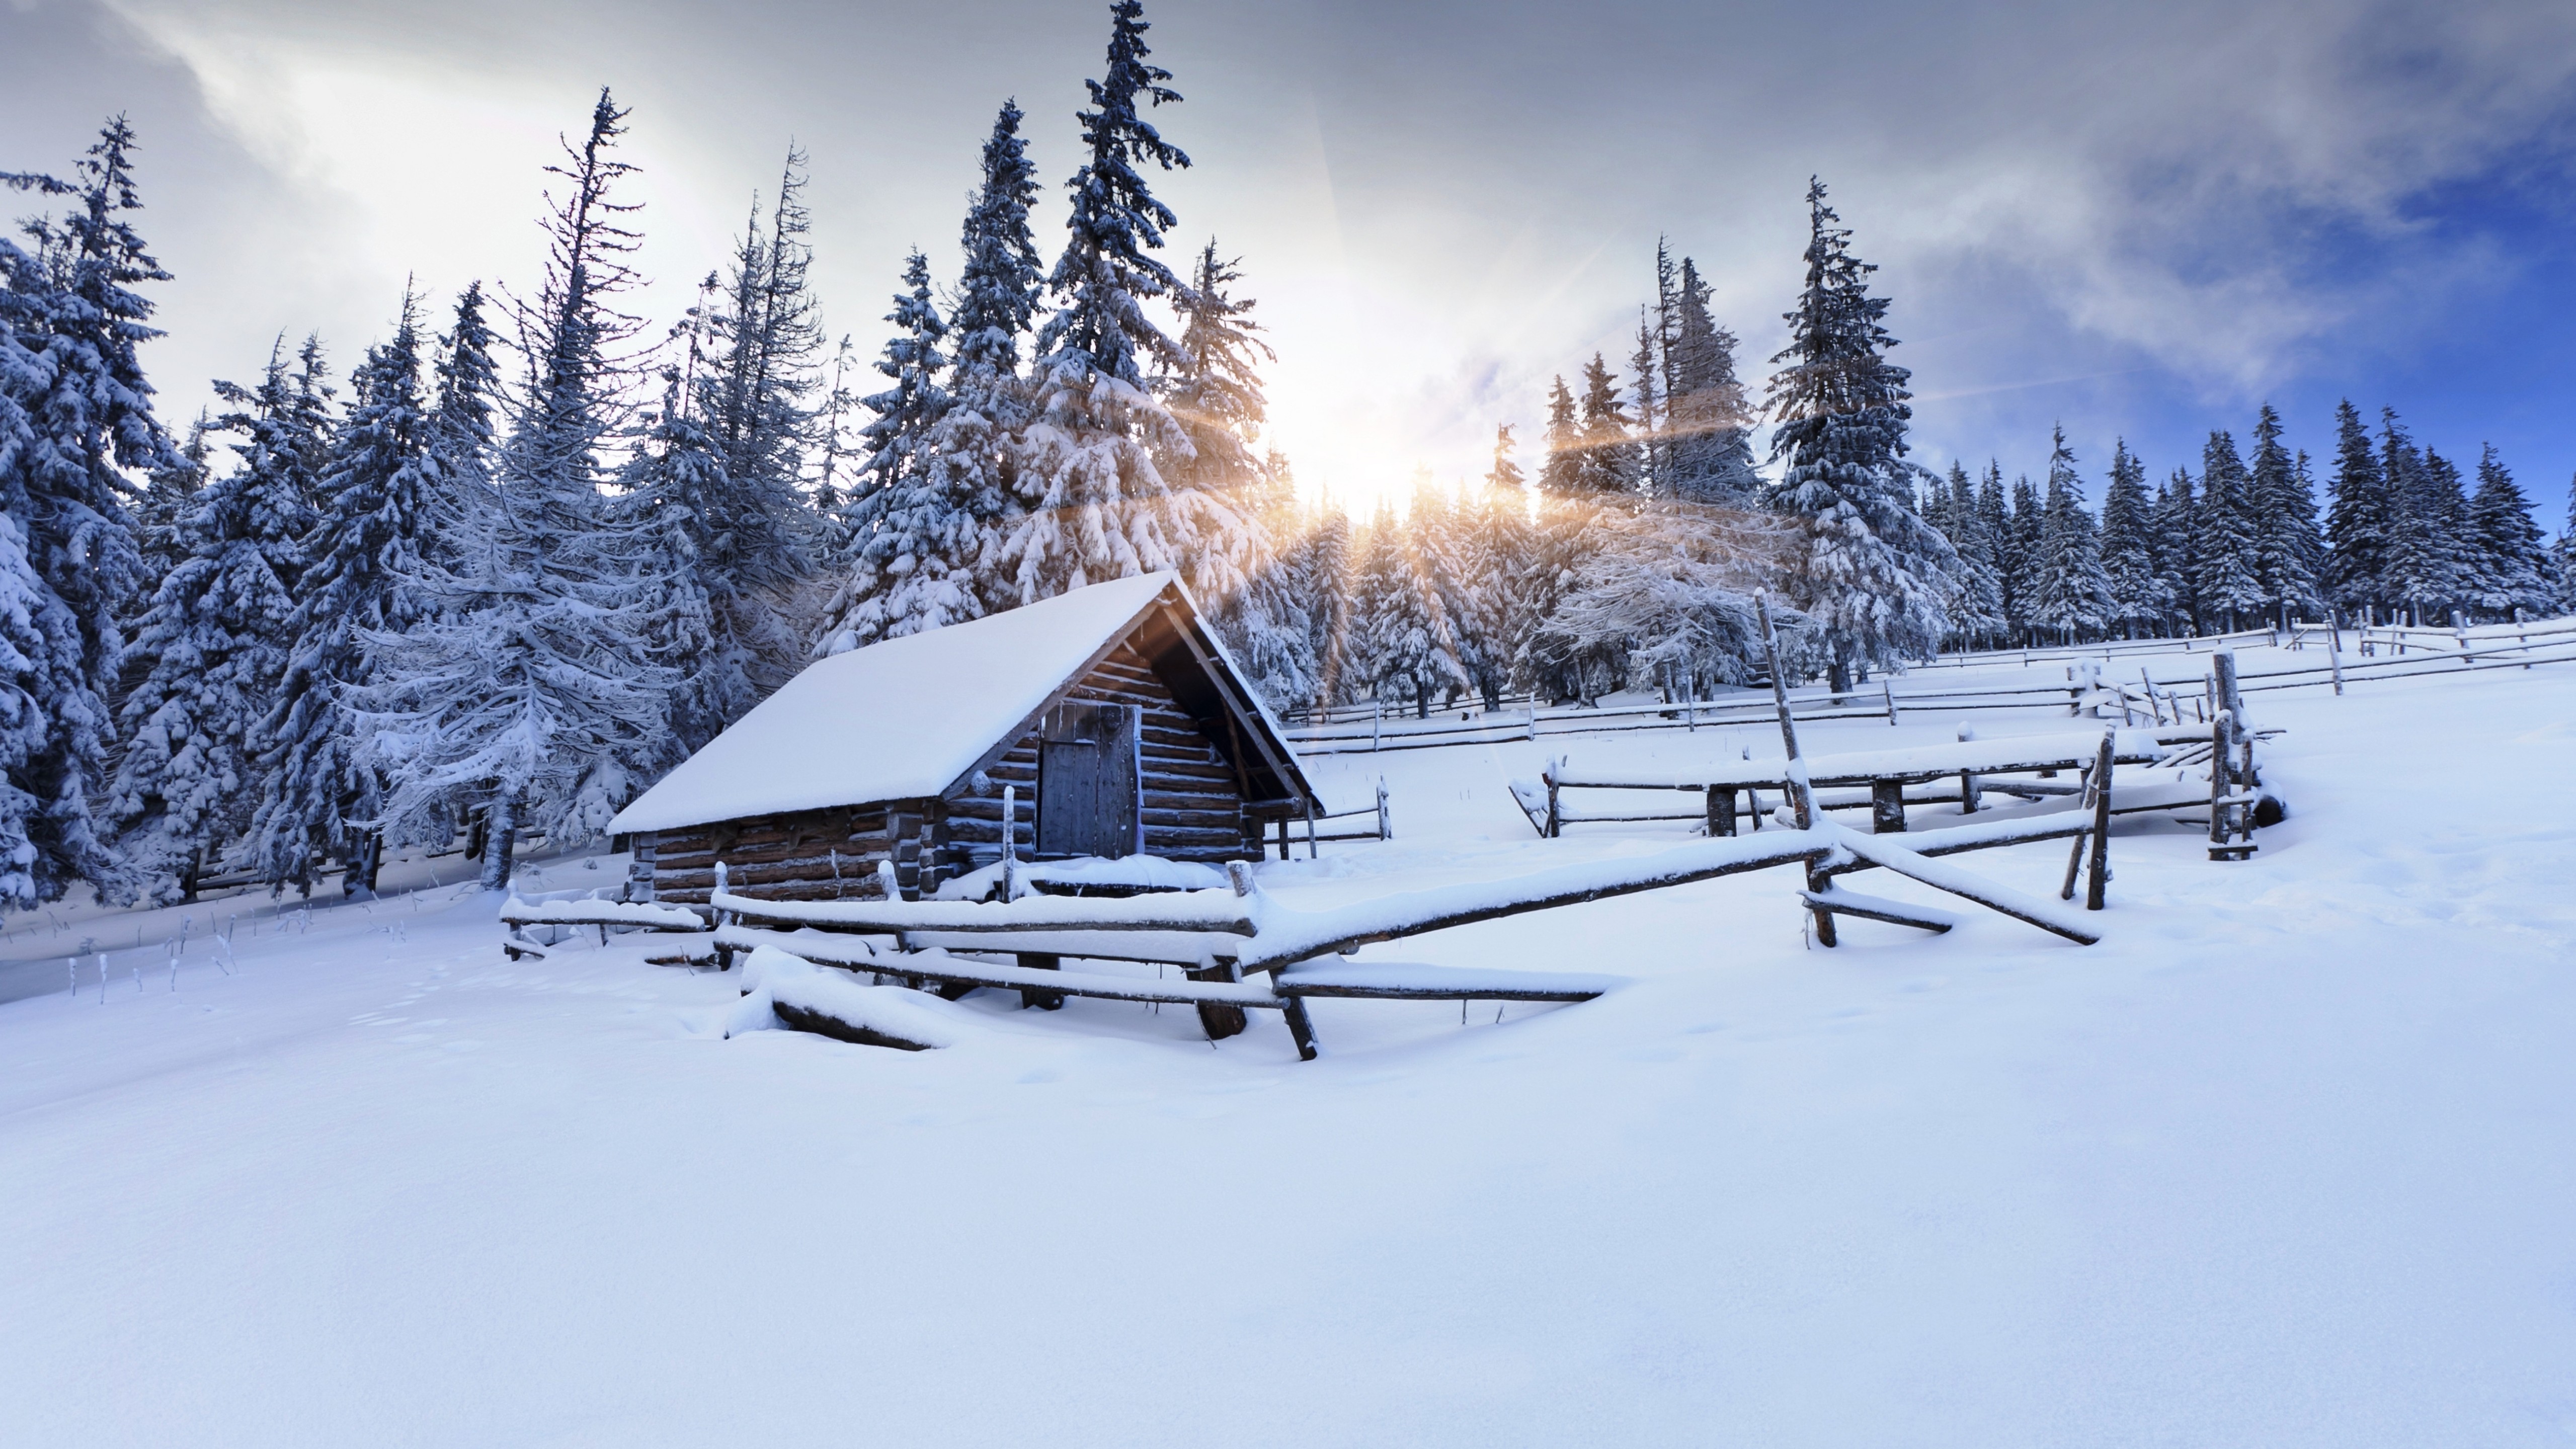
[1303,797,1319,860]
[2324,608,2345,696]
[1373,698,1382,753]
[1884,679,1898,726]
[1376,777,1390,841]
[1544,759,1561,840]
[1002,783,1019,899]
[1758,594,1835,947]
[2085,729,2115,910]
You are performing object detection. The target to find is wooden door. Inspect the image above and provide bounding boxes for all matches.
[1036,702,1139,858]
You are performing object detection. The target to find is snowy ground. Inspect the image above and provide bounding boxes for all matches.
[7,647,2576,1446]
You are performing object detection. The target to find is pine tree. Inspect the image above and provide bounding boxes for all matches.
[1761,179,1952,688]
[246,292,445,895]
[1166,243,1305,704]
[1348,494,1463,716]
[356,89,677,891]
[0,119,179,906]
[2028,425,2112,641]
[0,512,51,908]
[1974,463,2013,636]
[940,100,1046,609]
[2322,400,2388,619]
[2004,474,2042,641]
[2194,431,2265,630]
[1573,353,1641,497]
[2394,437,2471,625]
[680,147,823,709]
[1455,430,1536,707]
[136,410,209,581]
[818,251,961,651]
[1536,375,1582,497]
[1629,307,1663,497]
[617,312,735,758]
[2246,403,2322,626]
[2553,475,2576,614]
[2464,444,2551,620]
[2150,468,2197,633]
[1298,496,1354,707]
[1939,460,2006,647]
[2098,440,2164,637]
[1663,256,1758,504]
[109,339,331,898]
[427,281,502,507]
[1004,0,1248,607]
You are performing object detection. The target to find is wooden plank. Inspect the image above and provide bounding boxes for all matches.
[717,929,1285,1008]
[1798,888,1959,933]
[1273,961,1618,1001]
[1830,830,2102,945]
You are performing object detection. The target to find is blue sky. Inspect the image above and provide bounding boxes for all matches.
[6,0,2573,526]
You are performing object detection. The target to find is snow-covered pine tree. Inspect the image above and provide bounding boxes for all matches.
[819,251,965,652]
[1527,498,1780,702]
[812,334,859,523]
[135,410,209,582]
[2193,431,2266,632]
[1297,495,1354,708]
[1759,179,1953,688]
[1214,451,1317,710]
[1350,487,1465,717]
[2004,474,2042,642]
[677,146,824,706]
[2395,438,2471,627]
[427,281,502,502]
[109,338,332,899]
[2028,425,2112,643]
[2247,404,2323,628]
[1938,460,2006,649]
[2465,444,2552,620]
[1159,240,1306,705]
[246,291,446,895]
[1663,256,1758,505]
[1574,352,1641,499]
[0,512,50,909]
[356,89,677,892]
[939,100,1046,609]
[0,120,180,906]
[1537,374,1582,497]
[1158,238,1272,602]
[2152,467,2199,633]
[2322,400,2388,621]
[1456,430,1537,708]
[2098,439,2165,638]
[1973,463,2013,636]
[1005,1,1249,608]
[1629,307,1664,497]
[616,304,733,759]
[1648,240,1680,496]
[2554,474,2576,614]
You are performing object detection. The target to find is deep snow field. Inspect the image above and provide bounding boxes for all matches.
[6,644,2575,1447]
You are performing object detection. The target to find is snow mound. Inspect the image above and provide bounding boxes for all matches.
[727,946,980,1051]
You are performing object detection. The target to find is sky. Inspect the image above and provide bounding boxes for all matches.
[6,0,2576,523]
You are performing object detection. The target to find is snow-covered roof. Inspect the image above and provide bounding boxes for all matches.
[609,573,1302,836]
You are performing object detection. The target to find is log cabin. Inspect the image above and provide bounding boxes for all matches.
[605,573,1321,907]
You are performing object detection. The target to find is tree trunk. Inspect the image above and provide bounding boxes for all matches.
[478,791,518,892]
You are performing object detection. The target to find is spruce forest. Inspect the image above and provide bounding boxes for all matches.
[5,1,2569,914]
